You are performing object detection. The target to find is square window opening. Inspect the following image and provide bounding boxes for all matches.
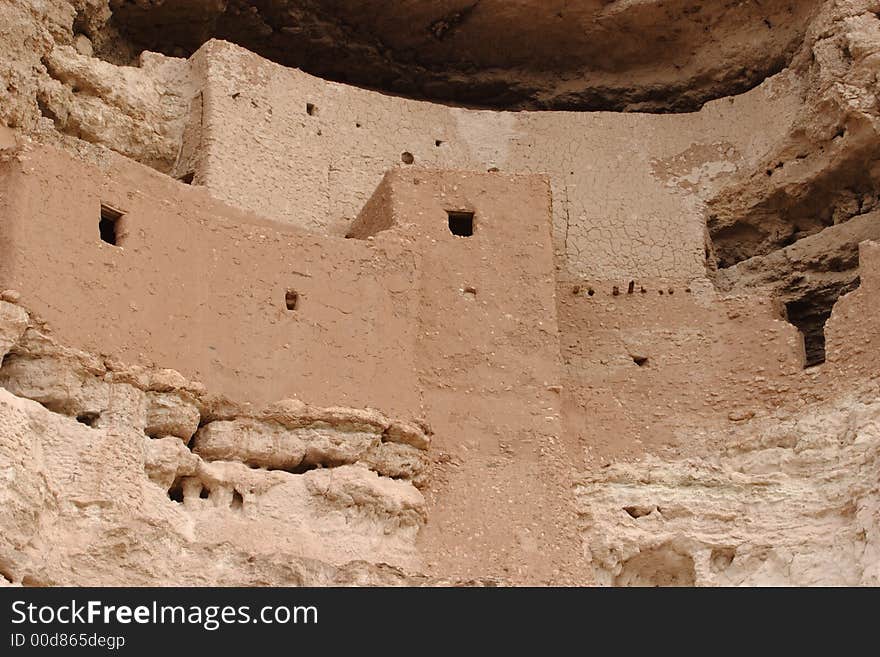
[447,211,474,237]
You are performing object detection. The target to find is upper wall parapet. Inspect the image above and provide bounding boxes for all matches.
[185,39,804,283]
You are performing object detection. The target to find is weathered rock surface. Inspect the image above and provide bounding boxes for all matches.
[0,301,27,361]
[704,2,880,365]
[0,0,194,173]
[579,389,880,586]
[106,0,820,112]
[2,0,880,588]
[0,302,430,585]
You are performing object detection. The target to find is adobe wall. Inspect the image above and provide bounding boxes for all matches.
[191,40,804,282]
[557,238,880,464]
[557,280,806,460]
[0,142,567,439]
[0,144,422,414]
[825,240,880,381]
[348,170,583,581]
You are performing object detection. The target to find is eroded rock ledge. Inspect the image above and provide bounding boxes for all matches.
[580,388,880,586]
[0,295,432,586]
[1,0,823,117]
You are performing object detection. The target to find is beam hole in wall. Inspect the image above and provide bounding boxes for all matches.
[99,205,124,246]
[285,289,299,311]
[447,210,474,237]
[631,355,649,367]
[306,102,316,116]
[199,486,210,500]
[401,151,415,165]
[75,412,100,427]
[435,139,443,147]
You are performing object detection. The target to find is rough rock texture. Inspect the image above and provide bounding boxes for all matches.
[0,302,430,585]
[106,0,820,112]
[580,389,880,586]
[0,0,194,174]
[706,2,880,363]
[2,0,880,588]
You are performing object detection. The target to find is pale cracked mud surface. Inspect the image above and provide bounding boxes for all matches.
[1,0,880,587]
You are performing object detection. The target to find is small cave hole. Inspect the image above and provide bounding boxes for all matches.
[167,480,184,504]
[199,486,210,500]
[631,355,649,367]
[588,288,595,297]
[285,289,299,311]
[447,210,474,237]
[463,286,477,296]
[75,412,99,427]
[178,171,195,184]
[401,151,415,165]
[435,139,443,147]
[99,205,124,246]
[231,490,244,510]
[306,102,316,116]
[624,505,654,518]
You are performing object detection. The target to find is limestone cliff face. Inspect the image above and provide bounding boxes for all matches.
[580,391,880,586]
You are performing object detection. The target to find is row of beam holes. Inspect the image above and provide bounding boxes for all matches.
[572,282,692,297]
[569,281,697,369]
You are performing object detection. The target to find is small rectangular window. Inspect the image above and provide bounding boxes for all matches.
[99,205,124,246]
[447,210,474,237]
[285,289,299,311]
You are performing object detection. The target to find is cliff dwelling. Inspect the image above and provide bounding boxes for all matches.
[0,0,878,587]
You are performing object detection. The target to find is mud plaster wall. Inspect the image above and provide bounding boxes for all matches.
[558,238,880,463]
[191,39,804,282]
[558,280,805,460]
[0,146,563,435]
[349,170,580,581]
[0,145,421,413]
[826,240,880,380]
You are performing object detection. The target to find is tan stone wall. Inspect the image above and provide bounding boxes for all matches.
[191,40,803,282]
